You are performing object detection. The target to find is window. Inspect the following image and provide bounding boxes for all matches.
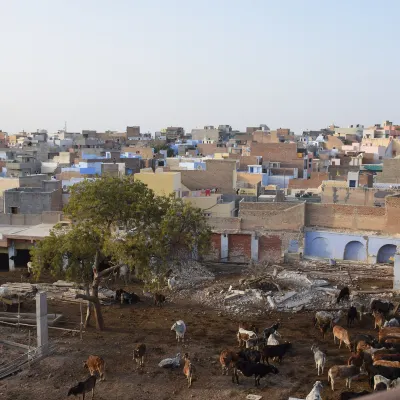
[349,180,356,188]
[10,207,18,214]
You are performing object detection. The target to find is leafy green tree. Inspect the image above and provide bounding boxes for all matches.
[31,176,211,330]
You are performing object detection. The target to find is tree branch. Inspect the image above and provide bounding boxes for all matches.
[75,293,99,303]
[97,264,124,278]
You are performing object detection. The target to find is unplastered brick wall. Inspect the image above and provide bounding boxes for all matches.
[251,142,298,162]
[208,217,241,232]
[259,235,282,262]
[204,233,221,260]
[385,195,400,233]
[239,202,299,219]
[237,156,261,171]
[228,233,251,262]
[305,203,386,231]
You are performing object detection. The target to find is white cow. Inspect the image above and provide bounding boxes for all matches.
[311,345,326,376]
[171,320,186,342]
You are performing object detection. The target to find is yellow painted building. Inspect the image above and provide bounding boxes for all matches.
[134,169,182,197]
[183,194,235,217]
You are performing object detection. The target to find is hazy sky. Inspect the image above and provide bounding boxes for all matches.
[1,1,399,134]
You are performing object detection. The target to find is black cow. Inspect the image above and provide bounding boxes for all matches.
[261,342,292,364]
[337,287,350,303]
[347,306,358,327]
[371,300,395,317]
[237,349,262,364]
[67,375,96,399]
[233,360,279,386]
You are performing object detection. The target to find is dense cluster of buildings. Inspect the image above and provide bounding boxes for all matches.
[0,122,399,288]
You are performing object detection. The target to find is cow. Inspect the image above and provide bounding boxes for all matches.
[154,293,166,307]
[261,342,292,364]
[233,360,278,386]
[83,355,106,381]
[337,287,350,303]
[347,306,358,327]
[67,375,96,399]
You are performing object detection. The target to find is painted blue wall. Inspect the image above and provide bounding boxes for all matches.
[304,230,400,263]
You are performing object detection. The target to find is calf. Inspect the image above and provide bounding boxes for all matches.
[311,345,326,376]
[327,365,362,391]
[261,342,292,364]
[154,293,166,307]
[339,391,370,400]
[373,311,386,330]
[133,343,146,368]
[67,375,96,399]
[183,353,196,388]
[333,325,352,351]
[337,287,350,304]
[83,355,106,381]
[233,360,278,386]
[305,381,323,400]
[347,306,358,328]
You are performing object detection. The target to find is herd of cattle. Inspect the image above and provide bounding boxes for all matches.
[66,287,400,399]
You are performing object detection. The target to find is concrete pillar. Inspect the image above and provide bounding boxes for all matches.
[251,234,259,261]
[8,240,16,271]
[36,292,49,356]
[221,234,228,261]
[394,247,400,291]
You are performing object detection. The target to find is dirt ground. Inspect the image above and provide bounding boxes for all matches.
[0,270,393,400]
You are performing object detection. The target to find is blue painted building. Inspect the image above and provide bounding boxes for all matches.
[304,230,400,263]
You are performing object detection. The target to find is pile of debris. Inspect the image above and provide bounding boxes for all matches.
[168,260,215,290]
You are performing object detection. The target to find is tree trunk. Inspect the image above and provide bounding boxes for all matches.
[84,286,92,328]
[91,278,105,331]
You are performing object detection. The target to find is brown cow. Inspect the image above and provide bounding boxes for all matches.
[219,349,240,375]
[183,353,196,388]
[373,311,385,330]
[83,355,106,381]
[373,360,400,368]
[333,325,352,351]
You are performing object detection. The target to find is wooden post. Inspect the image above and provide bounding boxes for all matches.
[28,330,31,368]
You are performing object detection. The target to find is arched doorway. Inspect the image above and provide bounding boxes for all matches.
[310,237,330,258]
[343,241,366,261]
[377,244,396,263]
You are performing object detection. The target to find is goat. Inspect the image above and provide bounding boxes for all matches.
[133,343,146,368]
[83,355,105,381]
[183,353,195,388]
[305,381,323,400]
[337,287,350,303]
[314,310,343,328]
[311,345,326,376]
[67,375,96,399]
[154,293,166,307]
[246,337,265,350]
[333,325,352,351]
[339,391,370,400]
[220,349,241,376]
[171,320,186,342]
[327,365,362,391]
[318,322,330,339]
[373,311,386,330]
[390,377,400,388]
[362,361,400,388]
[267,332,280,346]
[384,318,400,328]
[237,328,257,347]
[262,322,280,340]
[347,306,358,328]
[233,360,278,386]
[373,375,391,391]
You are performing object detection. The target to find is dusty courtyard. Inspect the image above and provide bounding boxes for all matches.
[0,265,396,400]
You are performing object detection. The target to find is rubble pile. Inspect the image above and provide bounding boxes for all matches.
[169,260,215,289]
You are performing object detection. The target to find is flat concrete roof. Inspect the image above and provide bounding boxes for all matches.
[0,224,55,241]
